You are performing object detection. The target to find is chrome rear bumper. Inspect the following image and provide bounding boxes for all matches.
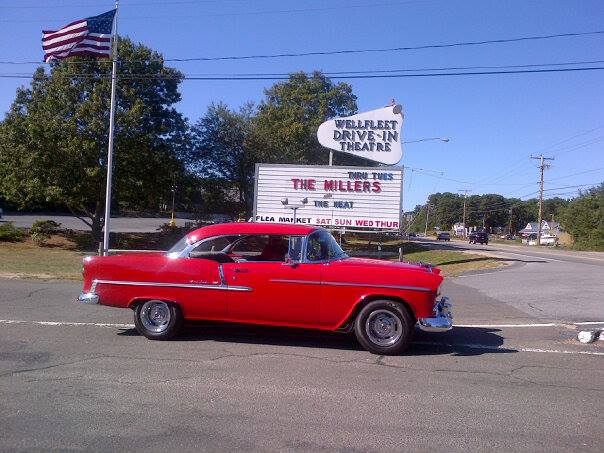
[418,297,453,332]
[78,292,99,304]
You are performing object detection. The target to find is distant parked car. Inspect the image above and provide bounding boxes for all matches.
[469,231,489,245]
[408,232,417,238]
[437,232,451,241]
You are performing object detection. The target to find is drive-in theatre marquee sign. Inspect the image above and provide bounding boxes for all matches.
[253,164,403,229]
[317,104,404,165]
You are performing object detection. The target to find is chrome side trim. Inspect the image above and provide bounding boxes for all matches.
[269,279,432,292]
[92,279,252,292]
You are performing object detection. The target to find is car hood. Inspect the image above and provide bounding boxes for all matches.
[340,257,439,273]
[327,257,443,291]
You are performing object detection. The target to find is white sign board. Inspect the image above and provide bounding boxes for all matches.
[253,164,403,229]
[317,105,404,165]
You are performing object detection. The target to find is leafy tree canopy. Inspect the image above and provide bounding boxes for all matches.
[0,37,189,239]
[560,183,604,250]
[189,102,256,215]
[252,71,364,166]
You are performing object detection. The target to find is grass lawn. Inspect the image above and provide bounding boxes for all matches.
[0,240,88,280]
[344,236,506,276]
[399,248,504,276]
[0,233,506,280]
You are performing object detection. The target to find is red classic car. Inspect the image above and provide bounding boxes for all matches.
[78,223,452,354]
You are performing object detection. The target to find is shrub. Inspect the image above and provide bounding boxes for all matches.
[29,219,61,245]
[30,219,61,234]
[0,222,26,242]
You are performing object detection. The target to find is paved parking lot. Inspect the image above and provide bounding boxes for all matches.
[1,245,603,453]
[0,214,191,233]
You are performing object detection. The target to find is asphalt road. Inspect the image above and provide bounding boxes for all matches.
[1,214,191,232]
[1,273,602,452]
[417,238,604,322]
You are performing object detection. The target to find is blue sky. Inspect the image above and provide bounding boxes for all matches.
[1,0,603,211]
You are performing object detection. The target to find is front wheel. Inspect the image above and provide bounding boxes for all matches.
[354,300,414,355]
[134,300,183,340]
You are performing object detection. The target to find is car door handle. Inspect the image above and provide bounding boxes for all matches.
[233,268,249,273]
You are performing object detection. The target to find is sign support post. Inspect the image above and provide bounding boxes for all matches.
[102,0,119,256]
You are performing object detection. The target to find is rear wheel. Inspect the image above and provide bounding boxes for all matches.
[134,300,183,340]
[354,300,414,355]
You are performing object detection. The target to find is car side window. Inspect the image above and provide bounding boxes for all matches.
[231,235,269,258]
[190,235,237,254]
[230,234,291,262]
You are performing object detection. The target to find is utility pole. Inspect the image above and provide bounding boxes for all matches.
[508,207,513,235]
[458,189,471,237]
[530,154,554,246]
[424,203,432,237]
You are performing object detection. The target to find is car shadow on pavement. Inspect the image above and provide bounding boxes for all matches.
[118,324,515,356]
[409,327,517,356]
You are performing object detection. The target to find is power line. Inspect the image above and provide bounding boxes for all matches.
[474,124,604,188]
[546,167,604,182]
[4,66,604,80]
[2,29,604,64]
[543,183,601,192]
[0,1,431,22]
[0,0,248,7]
[142,30,604,61]
[4,59,603,76]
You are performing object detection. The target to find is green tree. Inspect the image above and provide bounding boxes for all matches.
[511,199,537,232]
[543,197,569,222]
[189,102,256,216]
[252,71,362,165]
[0,37,189,240]
[427,192,463,230]
[560,183,604,250]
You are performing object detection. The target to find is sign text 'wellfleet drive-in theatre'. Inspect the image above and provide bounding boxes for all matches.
[253,164,403,229]
[317,105,404,165]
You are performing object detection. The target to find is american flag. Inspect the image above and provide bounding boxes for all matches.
[42,9,116,62]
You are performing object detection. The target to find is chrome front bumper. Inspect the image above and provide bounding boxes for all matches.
[418,297,453,332]
[78,292,99,304]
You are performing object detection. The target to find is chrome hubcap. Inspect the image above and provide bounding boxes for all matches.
[140,300,171,333]
[365,309,402,346]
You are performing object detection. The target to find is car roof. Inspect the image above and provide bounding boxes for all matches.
[186,222,320,241]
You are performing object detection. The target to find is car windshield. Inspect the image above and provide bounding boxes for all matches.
[305,229,348,262]
[166,235,190,254]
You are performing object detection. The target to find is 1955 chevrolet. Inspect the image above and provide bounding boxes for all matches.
[79,223,452,355]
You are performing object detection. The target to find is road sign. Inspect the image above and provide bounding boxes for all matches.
[253,164,403,229]
[317,105,404,165]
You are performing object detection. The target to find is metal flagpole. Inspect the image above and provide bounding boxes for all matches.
[102,1,119,255]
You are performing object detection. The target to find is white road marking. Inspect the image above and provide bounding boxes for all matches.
[0,319,134,329]
[415,341,604,356]
[455,323,560,328]
[456,322,604,328]
[1,319,603,356]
